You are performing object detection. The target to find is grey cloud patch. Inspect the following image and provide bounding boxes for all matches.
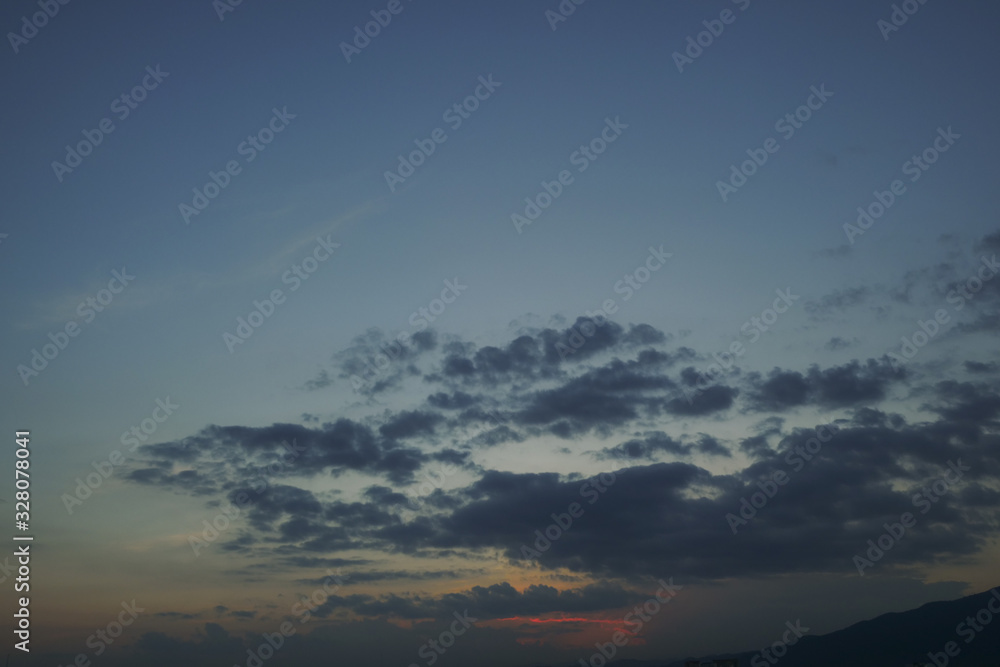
[975,230,1000,254]
[125,417,450,494]
[825,336,858,351]
[409,417,998,579]
[308,581,640,621]
[306,327,440,395]
[514,358,677,436]
[118,311,1000,588]
[427,390,479,409]
[596,432,692,461]
[694,434,732,458]
[746,358,905,411]
[929,381,1000,424]
[805,286,871,317]
[378,410,444,440]
[664,384,738,416]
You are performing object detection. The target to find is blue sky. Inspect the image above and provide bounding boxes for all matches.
[2,1,1000,665]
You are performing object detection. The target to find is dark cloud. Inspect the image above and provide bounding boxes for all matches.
[664,384,738,416]
[409,417,998,579]
[596,432,692,461]
[427,390,479,410]
[309,581,639,621]
[739,434,773,459]
[469,424,524,447]
[537,318,629,365]
[438,333,549,384]
[514,358,677,436]
[121,317,1000,591]
[747,359,905,411]
[747,370,810,411]
[621,323,670,346]
[378,410,444,440]
[228,484,323,532]
[929,381,1000,424]
[693,434,732,458]
[363,485,412,507]
[307,328,440,395]
[637,346,697,366]
[965,360,1000,374]
[809,359,905,406]
[127,418,444,490]
[429,319,675,390]
[975,230,1000,254]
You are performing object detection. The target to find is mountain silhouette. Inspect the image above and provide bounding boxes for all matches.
[550,585,1000,667]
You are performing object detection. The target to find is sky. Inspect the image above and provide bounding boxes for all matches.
[1,0,1000,665]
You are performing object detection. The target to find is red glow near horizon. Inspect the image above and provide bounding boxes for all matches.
[506,616,616,624]
[484,613,650,650]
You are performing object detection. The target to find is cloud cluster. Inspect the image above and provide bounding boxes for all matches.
[123,233,1000,623]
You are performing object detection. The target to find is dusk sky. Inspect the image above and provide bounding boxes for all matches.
[2,1,1000,665]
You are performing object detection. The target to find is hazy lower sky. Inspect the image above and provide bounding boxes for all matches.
[2,1,999,665]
